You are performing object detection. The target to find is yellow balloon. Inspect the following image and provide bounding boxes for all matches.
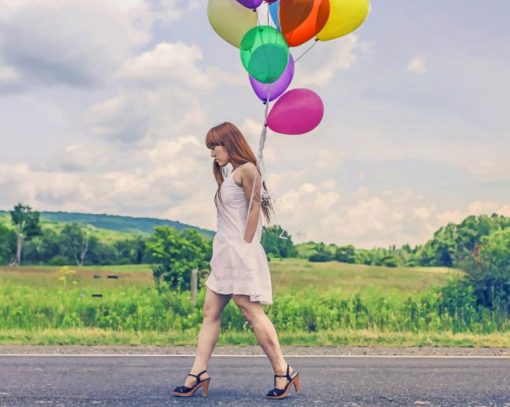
[316,0,370,41]
[207,0,257,48]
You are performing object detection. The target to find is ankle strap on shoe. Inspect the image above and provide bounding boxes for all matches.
[187,369,207,382]
[274,365,291,380]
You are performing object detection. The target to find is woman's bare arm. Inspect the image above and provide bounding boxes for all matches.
[240,163,262,243]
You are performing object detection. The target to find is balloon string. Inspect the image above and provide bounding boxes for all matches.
[257,87,271,179]
[246,87,271,231]
[295,39,318,63]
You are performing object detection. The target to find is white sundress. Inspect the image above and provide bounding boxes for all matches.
[205,166,273,304]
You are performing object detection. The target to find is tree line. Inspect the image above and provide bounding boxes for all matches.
[0,204,151,266]
[1,203,509,318]
[2,204,509,272]
[307,214,510,269]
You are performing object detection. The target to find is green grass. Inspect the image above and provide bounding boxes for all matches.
[0,260,460,298]
[0,261,507,347]
[1,328,508,348]
[0,264,154,290]
[269,258,461,297]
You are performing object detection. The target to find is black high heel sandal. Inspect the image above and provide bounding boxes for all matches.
[266,364,301,399]
[172,369,210,398]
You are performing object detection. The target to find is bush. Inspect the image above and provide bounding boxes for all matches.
[309,252,332,262]
[381,256,399,268]
[48,255,72,266]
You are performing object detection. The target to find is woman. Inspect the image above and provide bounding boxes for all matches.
[172,122,301,400]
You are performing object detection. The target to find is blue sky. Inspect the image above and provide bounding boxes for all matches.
[0,0,509,248]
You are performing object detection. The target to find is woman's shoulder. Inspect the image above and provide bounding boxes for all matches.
[239,161,257,174]
[234,162,259,188]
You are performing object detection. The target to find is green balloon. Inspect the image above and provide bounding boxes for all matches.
[240,26,289,84]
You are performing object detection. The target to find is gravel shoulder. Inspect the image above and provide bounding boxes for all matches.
[1,345,509,356]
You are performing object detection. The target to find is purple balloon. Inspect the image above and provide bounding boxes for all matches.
[249,54,294,102]
[236,0,263,9]
[267,88,324,135]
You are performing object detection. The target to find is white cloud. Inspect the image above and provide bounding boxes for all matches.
[0,0,201,91]
[265,170,306,191]
[296,34,367,87]
[271,182,446,248]
[0,133,215,219]
[1,0,509,252]
[314,148,347,169]
[338,129,510,180]
[407,56,427,74]
[163,187,216,231]
[436,201,510,226]
[436,209,465,225]
[314,191,340,210]
[85,87,209,144]
[0,0,157,89]
[151,0,202,23]
[116,42,212,90]
[0,63,20,84]
[55,143,112,172]
[414,206,431,220]
[0,163,96,210]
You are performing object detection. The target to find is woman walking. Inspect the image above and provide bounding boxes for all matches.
[172,122,301,400]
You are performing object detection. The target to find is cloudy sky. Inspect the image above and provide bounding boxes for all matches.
[1,0,509,248]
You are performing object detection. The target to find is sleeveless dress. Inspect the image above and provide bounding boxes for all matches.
[205,166,273,304]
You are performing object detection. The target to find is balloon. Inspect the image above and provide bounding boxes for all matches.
[317,0,369,41]
[207,0,257,48]
[250,54,294,102]
[267,88,324,135]
[279,0,330,47]
[236,0,263,9]
[268,0,280,30]
[240,26,289,83]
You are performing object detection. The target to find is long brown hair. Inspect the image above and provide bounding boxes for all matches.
[205,121,273,224]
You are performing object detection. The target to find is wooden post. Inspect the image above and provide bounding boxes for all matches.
[191,268,198,305]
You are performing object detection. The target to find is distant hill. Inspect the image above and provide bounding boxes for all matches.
[0,210,215,239]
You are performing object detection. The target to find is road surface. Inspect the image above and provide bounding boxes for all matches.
[1,354,509,406]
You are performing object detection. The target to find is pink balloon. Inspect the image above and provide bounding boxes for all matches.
[266,88,324,135]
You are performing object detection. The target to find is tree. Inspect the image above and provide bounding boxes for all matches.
[147,226,211,290]
[86,235,117,265]
[261,225,297,258]
[9,203,42,266]
[0,223,16,265]
[61,223,90,266]
[335,245,356,263]
[460,227,510,316]
[115,237,147,264]
[309,242,333,262]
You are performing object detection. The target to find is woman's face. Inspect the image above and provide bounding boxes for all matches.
[210,145,229,167]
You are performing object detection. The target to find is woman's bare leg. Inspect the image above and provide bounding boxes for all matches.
[183,287,231,387]
[232,294,293,389]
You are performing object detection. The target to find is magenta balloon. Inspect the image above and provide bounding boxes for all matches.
[267,88,324,135]
[236,0,263,9]
[249,54,294,102]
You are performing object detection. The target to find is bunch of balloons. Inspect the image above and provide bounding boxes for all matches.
[208,0,370,136]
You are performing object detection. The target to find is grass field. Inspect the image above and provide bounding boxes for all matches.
[2,261,507,347]
[0,260,462,298]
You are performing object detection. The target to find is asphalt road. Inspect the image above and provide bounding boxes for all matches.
[0,355,509,406]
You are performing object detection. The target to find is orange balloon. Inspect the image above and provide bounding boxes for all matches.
[280,0,330,47]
